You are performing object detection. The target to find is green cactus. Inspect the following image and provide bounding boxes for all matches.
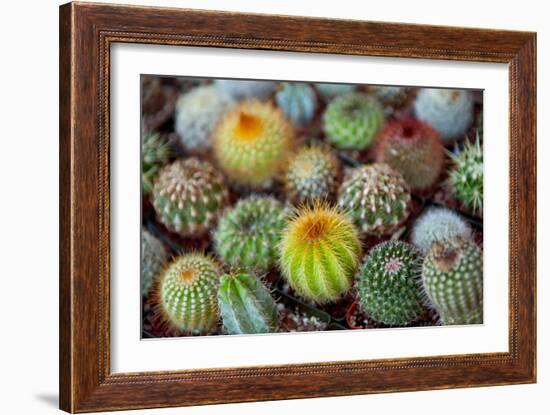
[337,163,410,236]
[141,132,171,194]
[448,137,483,216]
[212,99,295,188]
[284,145,341,204]
[217,271,279,334]
[422,237,483,325]
[141,229,168,297]
[275,82,318,127]
[357,241,424,325]
[156,253,222,334]
[279,202,362,304]
[323,93,384,150]
[152,158,228,237]
[214,196,287,272]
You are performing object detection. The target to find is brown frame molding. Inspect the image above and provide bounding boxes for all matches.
[59,2,536,412]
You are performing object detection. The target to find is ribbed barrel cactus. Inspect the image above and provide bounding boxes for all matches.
[357,241,424,325]
[323,93,384,150]
[422,237,483,325]
[337,163,410,236]
[217,271,279,334]
[279,203,361,304]
[284,145,341,204]
[174,84,233,153]
[213,196,287,272]
[448,137,483,216]
[315,83,356,101]
[141,132,171,194]
[214,79,277,100]
[152,158,228,237]
[141,229,168,297]
[156,253,221,333]
[212,99,295,187]
[375,117,444,191]
[414,88,474,141]
[275,82,318,127]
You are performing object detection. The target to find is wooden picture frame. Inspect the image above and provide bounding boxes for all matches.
[59,2,536,412]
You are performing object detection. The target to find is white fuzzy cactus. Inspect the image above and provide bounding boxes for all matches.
[214,79,277,100]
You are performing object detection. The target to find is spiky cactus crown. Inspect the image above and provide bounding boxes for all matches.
[375,117,444,191]
[141,229,168,297]
[284,145,341,204]
[275,82,318,127]
[411,207,472,254]
[357,241,424,325]
[214,79,277,100]
[217,271,279,334]
[155,253,221,334]
[315,83,356,102]
[141,132,171,194]
[369,85,413,110]
[279,202,361,304]
[448,138,483,216]
[214,196,287,272]
[338,163,411,236]
[414,88,474,141]
[422,237,483,325]
[174,84,233,153]
[323,93,384,150]
[152,158,228,237]
[212,99,295,187]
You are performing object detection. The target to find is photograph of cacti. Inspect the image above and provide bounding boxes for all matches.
[141,76,484,338]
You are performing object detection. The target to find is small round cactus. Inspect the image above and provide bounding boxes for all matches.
[152,158,228,237]
[214,196,287,272]
[422,237,483,325]
[141,131,171,194]
[357,241,424,325]
[414,88,474,141]
[369,85,413,110]
[279,203,361,304]
[212,99,295,187]
[156,253,221,333]
[323,93,384,150]
[375,117,444,191]
[315,83,356,101]
[411,207,472,254]
[284,145,341,204]
[275,82,318,127]
[337,163,411,236]
[448,138,483,216]
[174,84,233,153]
[217,271,279,334]
[214,79,277,100]
[141,229,168,297]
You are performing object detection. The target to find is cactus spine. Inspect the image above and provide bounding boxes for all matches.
[141,132,171,194]
[152,158,228,237]
[357,241,424,325]
[448,137,483,216]
[279,202,361,304]
[141,229,168,297]
[217,271,279,334]
[214,196,287,272]
[422,237,483,325]
[275,82,318,127]
[337,163,410,236]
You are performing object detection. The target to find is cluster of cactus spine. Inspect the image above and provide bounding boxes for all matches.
[357,241,424,325]
[337,163,411,236]
[214,79,277,100]
[411,207,472,254]
[152,158,228,237]
[422,237,483,325]
[217,271,279,334]
[375,117,444,191]
[141,131,171,194]
[448,137,483,216]
[275,82,318,127]
[315,83,356,101]
[214,196,287,272]
[141,229,168,297]
[323,93,384,151]
[155,253,221,333]
[279,202,361,304]
[212,99,295,188]
[414,88,474,141]
[284,145,341,204]
[174,84,233,153]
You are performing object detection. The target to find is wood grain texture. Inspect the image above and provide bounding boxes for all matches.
[59,2,537,412]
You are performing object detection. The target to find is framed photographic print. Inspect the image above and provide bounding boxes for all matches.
[59,2,536,412]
